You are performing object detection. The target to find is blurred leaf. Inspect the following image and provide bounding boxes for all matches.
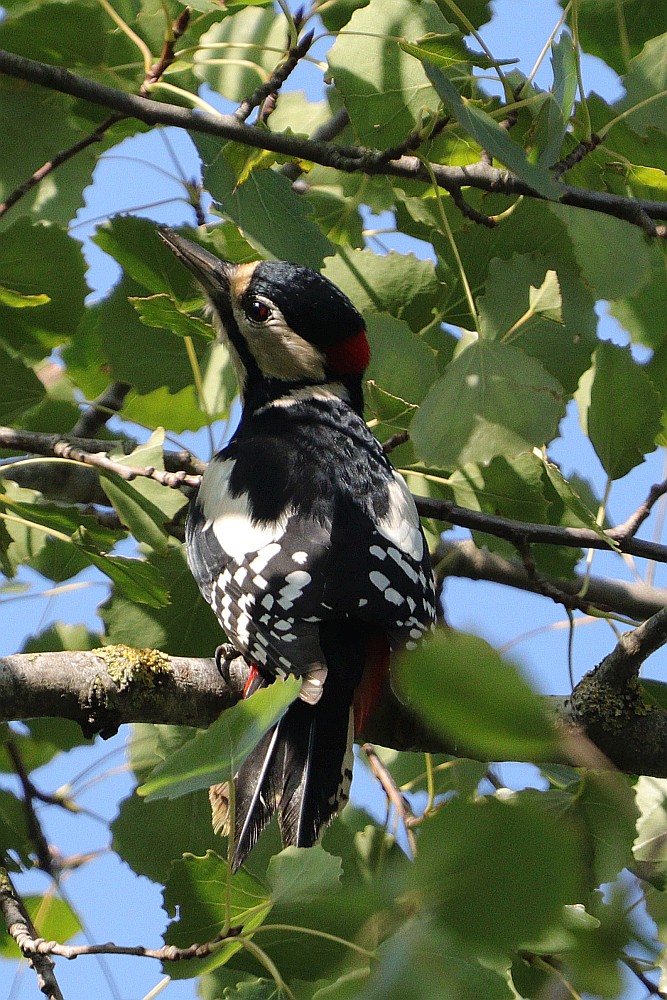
[0,789,32,870]
[395,629,558,761]
[585,341,661,479]
[0,286,49,308]
[611,243,667,350]
[364,918,513,1000]
[413,793,584,953]
[0,348,45,423]
[411,340,565,469]
[139,677,300,800]
[0,219,86,359]
[562,0,659,73]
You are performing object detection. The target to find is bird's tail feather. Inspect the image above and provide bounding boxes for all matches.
[230,685,355,872]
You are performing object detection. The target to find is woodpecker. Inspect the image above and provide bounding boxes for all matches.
[159,229,437,871]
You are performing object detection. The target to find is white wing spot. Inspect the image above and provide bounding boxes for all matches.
[285,570,311,587]
[249,542,282,575]
[384,587,404,605]
[291,551,308,565]
[369,545,387,560]
[261,593,274,610]
[370,571,390,591]
[252,574,268,590]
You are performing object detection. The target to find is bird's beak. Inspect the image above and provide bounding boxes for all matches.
[158,227,234,300]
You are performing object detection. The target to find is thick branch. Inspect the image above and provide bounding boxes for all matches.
[4,647,667,777]
[1,50,666,234]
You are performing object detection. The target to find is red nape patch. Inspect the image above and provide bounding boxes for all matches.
[324,329,370,375]
[353,633,390,736]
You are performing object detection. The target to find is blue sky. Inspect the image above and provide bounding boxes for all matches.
[1,2,664,997]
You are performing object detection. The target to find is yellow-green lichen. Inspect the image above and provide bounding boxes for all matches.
[92,644,172,691]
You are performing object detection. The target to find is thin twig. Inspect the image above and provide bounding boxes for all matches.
[362,744,417,854]
[613,478,667,541]
[6,740,55,876]
[235,27,315,123]
[71,382,132,438]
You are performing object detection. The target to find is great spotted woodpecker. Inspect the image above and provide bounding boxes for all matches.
[160,229,437,871]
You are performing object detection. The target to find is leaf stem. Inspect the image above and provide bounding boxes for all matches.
[96,0,152,74]
[570,0,592,140]
[250,923,376,960]
[184,336,215,457]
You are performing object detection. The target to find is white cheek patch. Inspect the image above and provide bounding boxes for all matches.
[376,472,424,563]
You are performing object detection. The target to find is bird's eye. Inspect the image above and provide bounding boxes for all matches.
[246,299,271,324]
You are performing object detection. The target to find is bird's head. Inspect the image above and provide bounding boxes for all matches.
[159,228,369,413]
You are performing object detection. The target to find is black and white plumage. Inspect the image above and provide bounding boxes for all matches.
[160,229,436,870]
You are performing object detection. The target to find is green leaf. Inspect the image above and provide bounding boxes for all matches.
[413,793,584,953]
[139,677,301,800]
[197,139,334,269]
[617,33,667,136]
[102,547,222,657]
[411,339,565,469]
[322,249,441,333]
[0,220,86,360]
[364,918,514,1000]
[611,243,667,350]
[365,313,438,404]
[0,789,32,870]
[634,776,667,870]
[267,846,342,906]
[542,459,612,542]
[585,341,661,479]
[194,6,288,102]
[549,204,653,299]
[0,286,50,308]
[570,772,639,886]
[77,542,171,608]
[412,57,560,198]
[112,788,216,884]
[536,34,578,167]
[564,0,659,74]
[0,348,45,423]
[130,294,215,340]
[164,851,270,978]
[100,474,170,555]
[395,629,558,761]
[327,0,448,146]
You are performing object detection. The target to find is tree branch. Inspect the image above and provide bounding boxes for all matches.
[1,50,666,235]
[436,539,667,622]
[0,866,64,1000]
[4,645,667,777]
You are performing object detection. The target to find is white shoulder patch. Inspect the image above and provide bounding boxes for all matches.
[199,458,289,562]
[376,472,424,562]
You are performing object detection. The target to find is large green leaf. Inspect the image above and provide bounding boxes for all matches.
[0,220,86,359]
[0,348,45,423]
[322,248,441,333]
[194,6,288,101]
[611,243,667,350]
[164,851,271,978]
[617,33,667,136]
[267,846,342,906]
[476,252,595,393]
[139,677,300,799]
[365,313,438,405]
[200,146,334,269]
[411,339,565,469]
[549,204,652,299]
[584,341,661,479]
[327,0,449,148]
[562,0,660,74]
[395,629,558,761]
